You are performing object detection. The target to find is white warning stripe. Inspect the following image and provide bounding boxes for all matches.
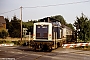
[0,43,14,47]
[62,43,90,48]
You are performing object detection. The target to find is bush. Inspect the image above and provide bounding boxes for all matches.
[0,29,8,39]
[11,41,20,45]
[0,40,6,44]
[0,40,12,44]
[0,40,29,46]
[11,40,28,46]
[19,40,29,46]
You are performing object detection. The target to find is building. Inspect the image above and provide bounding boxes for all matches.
[0,16,6,30]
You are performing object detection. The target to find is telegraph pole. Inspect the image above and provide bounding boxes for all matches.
[20,6,22,41]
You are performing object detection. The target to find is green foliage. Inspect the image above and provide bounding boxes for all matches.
[51,15,66,25]
[5,15,74,38]
[0,29,8,39]
[51,15,74,30]
[7,15,21,38]
[74,13,90,42]
[22,20,37,35]
[5,18,9,29]
[12,40,29,46]
[0,40,13,44]
[0,40,6,44]
[11,41,20,45]
[22,21,33,29]
[0,40,29,46]
[66,23,74,31]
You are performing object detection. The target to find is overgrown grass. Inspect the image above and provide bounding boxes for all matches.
[0,40,29,46]
[0,40,12,44]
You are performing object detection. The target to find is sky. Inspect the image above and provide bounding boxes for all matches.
[0,0,90,24]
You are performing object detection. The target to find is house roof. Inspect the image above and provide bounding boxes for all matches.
[0,16,6,24]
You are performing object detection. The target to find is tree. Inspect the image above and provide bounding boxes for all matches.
[22,20,36,35]
[51,15,66,25]
[74,13,90,42]
[51,15,74,30]
[86,20,90,41]
[66,23,74,31]
[8,15,21,38]
[5,18,9,29]
[0,29,8,39]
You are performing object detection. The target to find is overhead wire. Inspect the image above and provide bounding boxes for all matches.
[23,0,90,8]
[0,0,90,14]
[0,8,20,14]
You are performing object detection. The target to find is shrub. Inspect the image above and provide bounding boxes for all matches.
[0,29,8,39]
[11,41,20,45]
[0,40,6,44]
